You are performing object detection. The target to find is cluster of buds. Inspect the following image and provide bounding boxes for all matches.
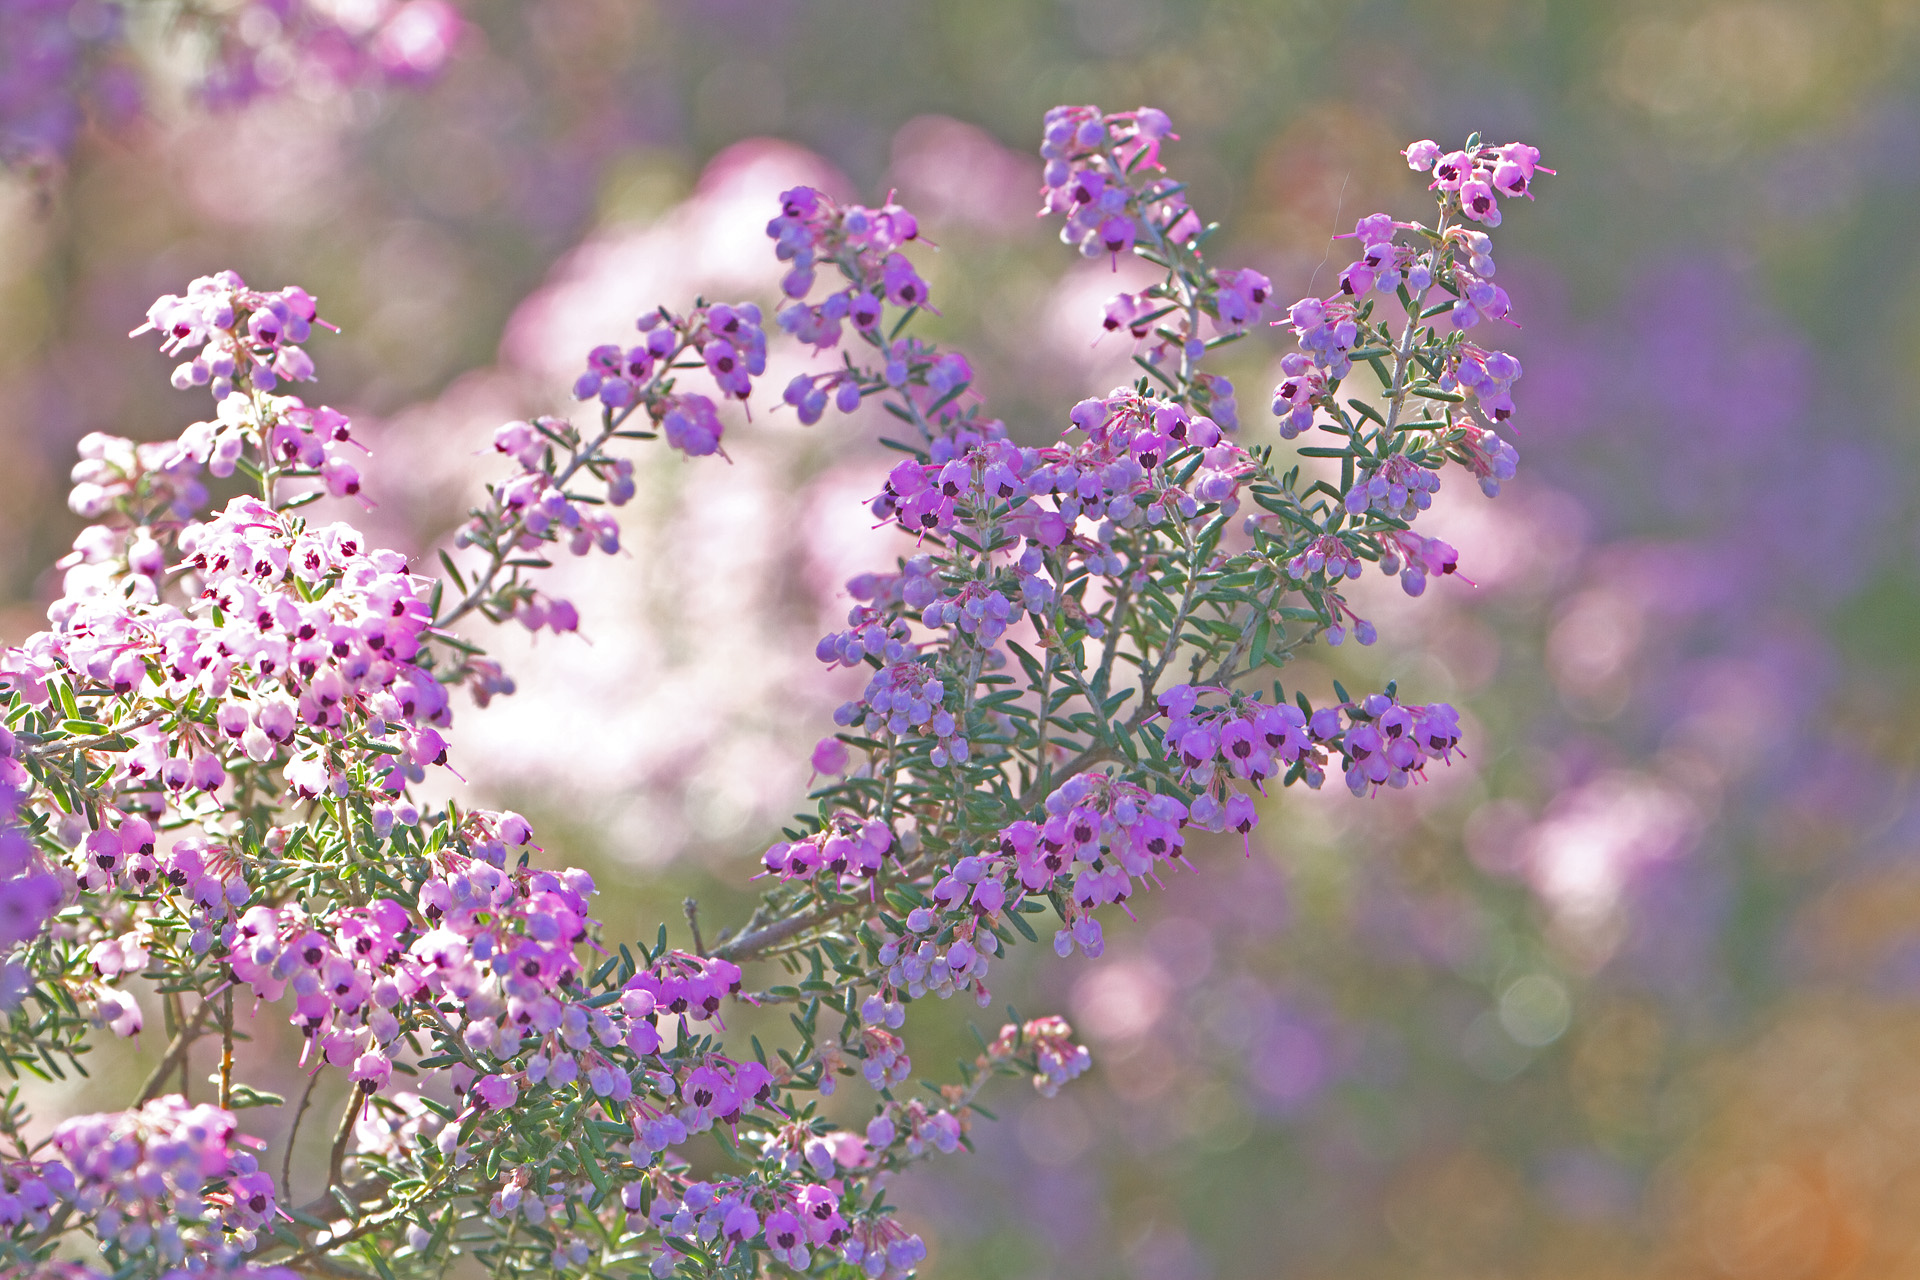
[881,908,997,1003]
[1344,453,1442,520]
[835,659,970,764]
[1281,294,1363,379]
[864,1100,963,1161]
[816,606,916,669]
[1454,420,1521,497]
[920,578,1015,648]
[1287,532,1366,584]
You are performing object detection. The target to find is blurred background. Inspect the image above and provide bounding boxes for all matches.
[7,0,1920,1277]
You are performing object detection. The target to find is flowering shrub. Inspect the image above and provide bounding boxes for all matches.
[0,0,459,178]
[0,106,1546,1277]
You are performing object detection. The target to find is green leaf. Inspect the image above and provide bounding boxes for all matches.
[228,1084,285,1109]
[437,550,468,592]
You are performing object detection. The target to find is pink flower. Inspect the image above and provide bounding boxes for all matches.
[473,1074,517,1111]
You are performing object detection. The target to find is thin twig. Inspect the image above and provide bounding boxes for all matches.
[326,1085,359,1192]
[218,987,234,1111]
[278,1166,459,1270]
[711,899,866,964]
[282,1068,324,1202]
[683,898,705,957]
[135,997,218,1105]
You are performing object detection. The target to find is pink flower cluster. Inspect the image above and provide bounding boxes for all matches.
[1044,105,1277,410]
[1448,341,1524,419]
[1380,529,1463,598]
[624,1165,927,1280]
[1253,145,1550,639]
[1403,137,1553,227]
[623,949,744,1025]
[1027,392,1250,533]
[480,419,628,558]
[571,301,769,456]
[990,1016,1093,1097]
[135,273,324,400]
[223,820,642,1094]
[0,102,1555,1277]
[1039,104,1193,264]
[1160,683,1463,800]
[0,1151,68,1234]
[1269,352,1332,439]
[769,185,927,329]
[7,494,450,814]
[45,1095,278,1262]
[866,393,1252,585]
[765,186,1010,438]
[0,458,477,1043]
[129,273,372,502]
[760,814,896,889]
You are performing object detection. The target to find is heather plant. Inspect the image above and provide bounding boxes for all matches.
[0,106,1547,1278]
